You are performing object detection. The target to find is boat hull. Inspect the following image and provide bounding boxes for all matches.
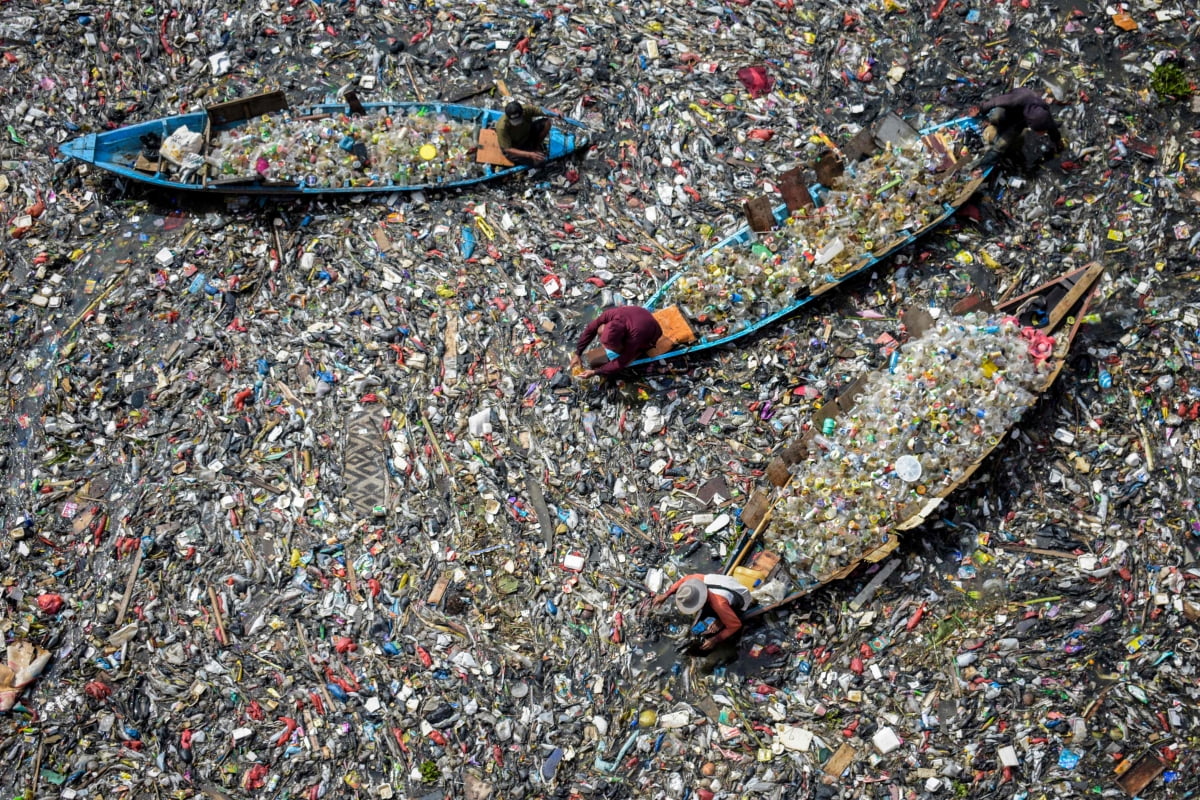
[59,100,588,195]
[717,262,1105,626]
[631,117,991,366]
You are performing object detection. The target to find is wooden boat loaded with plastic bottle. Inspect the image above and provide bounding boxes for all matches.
[702,262,1105,635]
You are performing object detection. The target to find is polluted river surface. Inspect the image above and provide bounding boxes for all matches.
[2,0,1200,799]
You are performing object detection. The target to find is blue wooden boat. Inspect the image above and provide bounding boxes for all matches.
[631,116,992,367]
[59,90,589,195]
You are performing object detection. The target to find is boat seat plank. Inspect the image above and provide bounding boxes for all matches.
[1045,263,1104,330]
[779,167,813,213]
[476,129,514,166]
[742,195,775,233]
[207,90,289,126]
[766,458,791,488]
[741,491,771,532]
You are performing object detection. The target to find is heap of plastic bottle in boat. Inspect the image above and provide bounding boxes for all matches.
[208,108,481,188]
[663,133,978,330]
[767,312,1054,578]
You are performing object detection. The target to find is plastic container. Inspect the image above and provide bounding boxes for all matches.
[732,566,764,589]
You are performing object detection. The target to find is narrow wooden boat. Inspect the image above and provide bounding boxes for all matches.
[630,116,993,366]
[707,262,1105,630]
[59,90,589,195]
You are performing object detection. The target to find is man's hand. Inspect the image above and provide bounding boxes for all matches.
[699,638,717,652]
[967,105,981,118]
[580,369,597,379]
[569,353,582,369]
[502,149,547,166]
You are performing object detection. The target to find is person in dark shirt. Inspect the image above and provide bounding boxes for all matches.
[971,87,1065,166]
[495,101,550,165]
[571,306,663,377]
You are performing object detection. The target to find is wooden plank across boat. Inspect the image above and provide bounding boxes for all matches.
[631,115,993,366]
[59,90,589,195]
[717,262,1105,624]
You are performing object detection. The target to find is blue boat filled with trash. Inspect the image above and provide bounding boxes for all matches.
[59,90,589,195]
[632,116,992,366]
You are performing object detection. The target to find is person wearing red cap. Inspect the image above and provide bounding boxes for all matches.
[571,305,663,377]
[653,573,753,650]
[970,88,1065,167]
[495,101,549,165]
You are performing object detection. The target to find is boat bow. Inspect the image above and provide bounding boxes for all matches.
[60,132,98,165]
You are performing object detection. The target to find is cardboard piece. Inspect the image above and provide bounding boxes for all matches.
[873,113,920,150]
[900,306,936,339]
[646,306,698,356]
[809,374,870,433]
[843,127,879,161]
[372,225,393,252]
[749,550,780,575]
[653,306,697,344]
[476,128,515,167]
[646,335,676,357]
[697,476,732,506]
[780,440,808,465]
[1115,752,1165,796]
[428,572,451,605]
[742,195,776,232]
[134,154,160,174]
[766,458,791,488]
[921,132,958,173]
[950,291,994,316]
[823,743,858,776]
[343,90,367,116]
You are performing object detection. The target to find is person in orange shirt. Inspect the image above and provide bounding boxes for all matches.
[653,573,753,650]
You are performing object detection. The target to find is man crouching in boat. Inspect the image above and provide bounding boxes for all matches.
[653,574,752,651]
[495,101,550,166]
[970,87,1065,168]
[571,306,663,378]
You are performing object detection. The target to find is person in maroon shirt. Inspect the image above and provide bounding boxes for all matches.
[970,87,1065,167]
[570,306,662,378]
